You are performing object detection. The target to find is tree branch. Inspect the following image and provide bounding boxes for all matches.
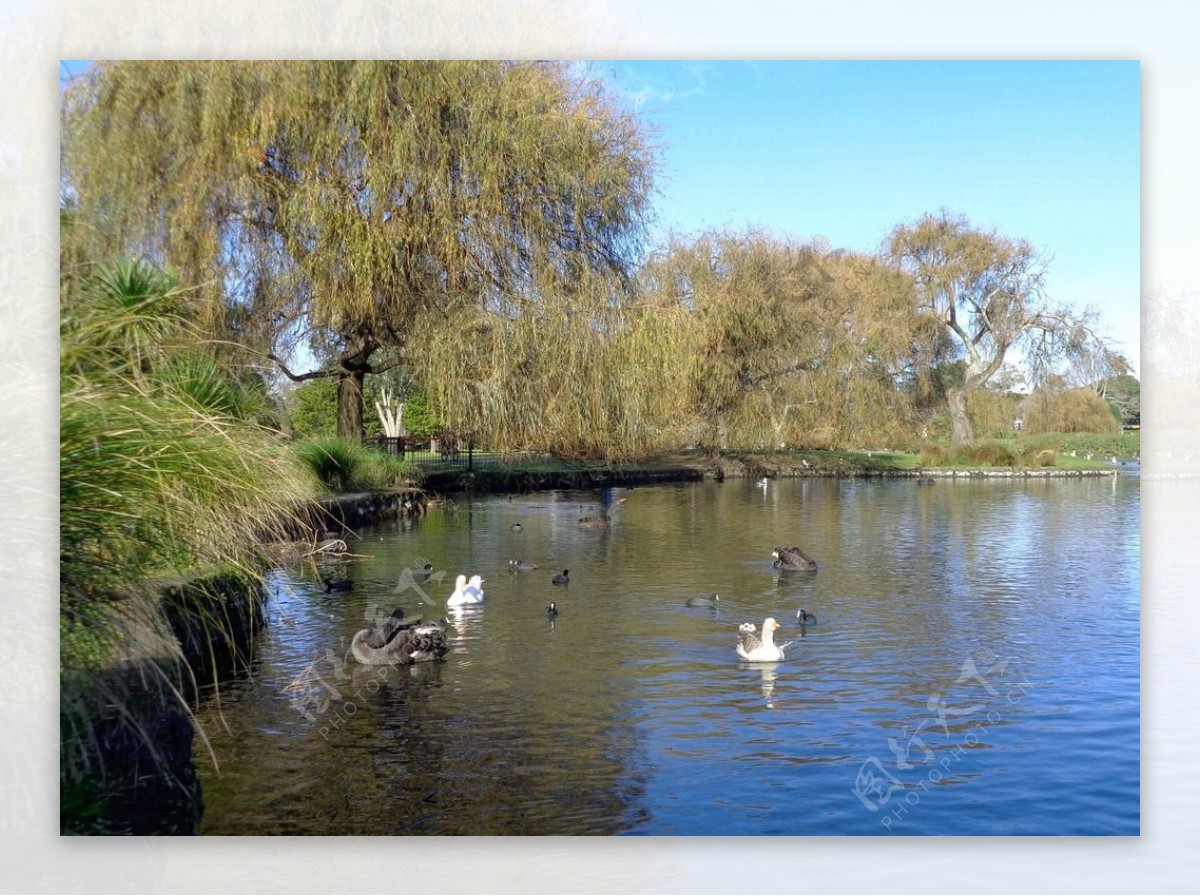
[366,354,406,376]
[267,352,338,383]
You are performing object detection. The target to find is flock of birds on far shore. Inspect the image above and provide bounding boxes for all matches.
[322,497,822,668]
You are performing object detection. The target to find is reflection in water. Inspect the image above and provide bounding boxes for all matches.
[756,664,779,708]
[195,475,1139,835]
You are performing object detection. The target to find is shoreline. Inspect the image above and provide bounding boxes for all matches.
[417,457,1119,499]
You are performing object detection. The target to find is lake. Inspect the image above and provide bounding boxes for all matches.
[193,471,1140,835]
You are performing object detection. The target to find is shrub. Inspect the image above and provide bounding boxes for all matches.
[966,389,1022,439]
[919,442,950,467]
[1020,388,1120,435]
[920,439,1053,469]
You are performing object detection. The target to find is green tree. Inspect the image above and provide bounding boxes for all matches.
[286,377,339,438]
[1101,373,1140,426]
[399,381,442,436]
[887,211,1116,443]
[62,61,655,441]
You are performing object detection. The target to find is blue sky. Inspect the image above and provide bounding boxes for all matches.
[60,59,1141,373]
[592,60,1141,373]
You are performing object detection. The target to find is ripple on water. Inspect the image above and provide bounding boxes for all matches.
[193,477,1139,835]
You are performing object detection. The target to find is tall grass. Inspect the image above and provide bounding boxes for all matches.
[293,436,420,492]
[60,259,321,832]
[918,431,1141,468]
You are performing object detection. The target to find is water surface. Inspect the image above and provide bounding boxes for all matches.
[194,473,1140,835]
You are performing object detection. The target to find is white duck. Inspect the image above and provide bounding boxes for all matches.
[736,616,790,662]
[447,573,485,607]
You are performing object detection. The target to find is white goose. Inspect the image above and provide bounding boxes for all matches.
[736,616,791,662]
[447,573,485,607]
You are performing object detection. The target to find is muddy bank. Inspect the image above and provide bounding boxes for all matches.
[63,572,268,835]
[310,488,429,529]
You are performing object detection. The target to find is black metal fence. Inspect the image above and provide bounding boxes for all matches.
[366,434,541,471]
[366,434,470,468]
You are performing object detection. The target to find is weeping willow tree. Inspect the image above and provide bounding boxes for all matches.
[416,266,694,459]
[638,230,929,451]
[62,60,655,442]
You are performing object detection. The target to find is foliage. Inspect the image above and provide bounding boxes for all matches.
[1018,387,1121,435]
[61,61,1133,458]
[63,60,657,440]
[286,377,339,438]
[400,381,442,436]
[285,369,446,440]
[887,210,1117,443]
[417,265,692,460]
[919,439,1057,469]
[919,429,1138,468]
[1099,373,1140,426]
[637,231,929,452]
[965,388,1022,440]
[61,260,318,599]
[1049,429,1139,461]
[157,350,279,427]
[60,258,321,831]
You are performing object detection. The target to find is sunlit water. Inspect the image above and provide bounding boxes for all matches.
[194,472,1140,835]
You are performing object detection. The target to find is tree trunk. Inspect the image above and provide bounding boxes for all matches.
[335,326,381,441]
[337,368,366,440]
[947,386,974,443]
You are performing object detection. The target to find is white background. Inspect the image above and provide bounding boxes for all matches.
[1,1,1191,892]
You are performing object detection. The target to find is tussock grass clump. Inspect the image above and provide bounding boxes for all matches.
[293,436,419,492]
[61,385,317,600]
[1034,447,1058,467]
[922,433,1137,470]
[293,436,369,492]
[919,442,957,467]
